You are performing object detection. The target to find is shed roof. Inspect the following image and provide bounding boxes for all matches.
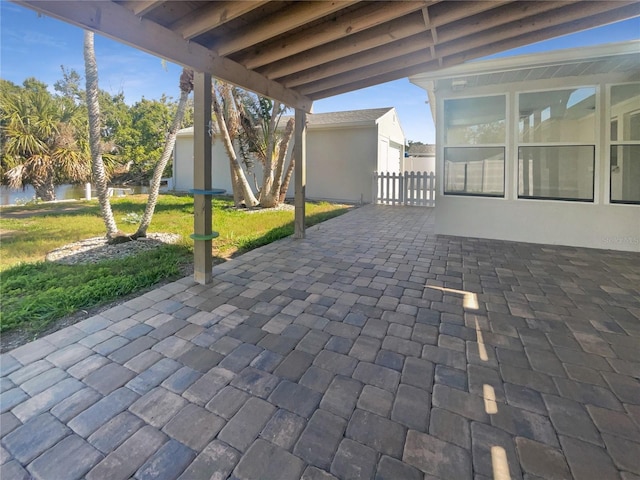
[14,1,640,112]
[177,107,397,136]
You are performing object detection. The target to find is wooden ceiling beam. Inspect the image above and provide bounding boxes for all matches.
[299,49,433,96]
[439,3,640,67]
[436,1,580,44]
[119,0,164,17]
[282,33,432,88]
[170,1,270,40]
[309,59,440,100]
[425,0,513,27]
[13,0,313,112]
[215,1,359,56]
[238,1,430,70]
[306,1,640,100]
[262,12,426,80]
[434,1,638,60]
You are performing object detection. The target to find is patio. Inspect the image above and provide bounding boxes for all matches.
[1,204,639,479]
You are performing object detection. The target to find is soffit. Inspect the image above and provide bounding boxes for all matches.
[14,1,640,112]
[411,41,640,92]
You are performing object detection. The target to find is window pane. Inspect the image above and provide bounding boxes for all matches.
[611,145,640,204]
[611,84,640,141]
[444,96,506,145]
[444,147,504,196]
[519,88,596,143]
[518,146,594,201]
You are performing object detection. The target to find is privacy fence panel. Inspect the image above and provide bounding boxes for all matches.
[373,171,435,207]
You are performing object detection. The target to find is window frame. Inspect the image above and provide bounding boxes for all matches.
[608,83,640,205]
[515,86,597,203]
[517,145,596,202]
[442,94,507,198]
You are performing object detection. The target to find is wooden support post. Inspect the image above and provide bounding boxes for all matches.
[193,72,213,284]
[294,109,307,239]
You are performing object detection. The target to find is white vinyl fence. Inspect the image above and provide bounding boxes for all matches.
[373,171,435,207]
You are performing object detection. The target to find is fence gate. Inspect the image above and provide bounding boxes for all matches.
[373,171,435,207]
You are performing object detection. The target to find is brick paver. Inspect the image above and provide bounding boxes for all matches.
[1,205,638,479]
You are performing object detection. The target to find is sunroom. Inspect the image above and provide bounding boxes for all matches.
[411,41,640,252]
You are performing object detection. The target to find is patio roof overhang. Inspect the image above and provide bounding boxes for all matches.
[12,1,640,113]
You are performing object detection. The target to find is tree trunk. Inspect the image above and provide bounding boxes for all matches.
[212,92,259,207]
[134,69,193,238]
[261,117,294,208]
[84,30,119,239]
[32,175,56,202]
[279,154,295,204]
[258,101,281,205]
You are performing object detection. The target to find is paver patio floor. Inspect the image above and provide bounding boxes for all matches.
[1,205,639,480]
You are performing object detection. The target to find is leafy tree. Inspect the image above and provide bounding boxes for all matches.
[212,81,259,207]
[54,66,84,105]
[212,82,296,208]
[0,78,90,201]
[236,94,295,207]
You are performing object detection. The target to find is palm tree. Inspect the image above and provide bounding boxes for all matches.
[212,81,259,207]
[235,94,295,208]
[0,80,90,201]
[133,68,194,238]
[84,30,119,239]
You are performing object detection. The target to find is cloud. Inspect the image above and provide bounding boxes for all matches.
[3,28,67,49]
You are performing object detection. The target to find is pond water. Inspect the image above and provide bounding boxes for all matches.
[0,184,153,206]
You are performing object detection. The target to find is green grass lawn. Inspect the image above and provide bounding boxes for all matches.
[0,194,351,334]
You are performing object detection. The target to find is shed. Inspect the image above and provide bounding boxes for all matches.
[172,107,405,204]
[410,41,639,252]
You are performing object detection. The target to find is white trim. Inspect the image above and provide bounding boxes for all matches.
[411,41,640,85]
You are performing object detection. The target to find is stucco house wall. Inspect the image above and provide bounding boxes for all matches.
[411,42,640,252]
[172,107,406,204]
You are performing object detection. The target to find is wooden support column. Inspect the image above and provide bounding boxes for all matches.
[193,72,213,284]
[294,109,307,239]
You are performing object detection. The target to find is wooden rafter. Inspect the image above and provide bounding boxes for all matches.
[440,2,640,67]
[214,1,359,57]
[281,33,433,88]
[236,1,429,70]
[119,0,164,17]
[261,12,427,80]
[169,1,270,40]
[434,1,639,61]
[300,49,434,96]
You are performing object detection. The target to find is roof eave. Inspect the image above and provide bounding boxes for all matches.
[409,39,640,87]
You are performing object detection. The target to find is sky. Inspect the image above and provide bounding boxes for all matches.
[1,2,638,143]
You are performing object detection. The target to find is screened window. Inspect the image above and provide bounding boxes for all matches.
[518,88,596,201]
[519,88,596,143]
[518,146,594,201]
[610,84,640,204]
[444,147,504,196]
[444,96,505,196]
[445,96,506,145]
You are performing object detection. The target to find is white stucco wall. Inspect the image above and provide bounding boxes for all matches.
[305,126,378,203]
[435,196,640,251]
[173,132,235,194]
